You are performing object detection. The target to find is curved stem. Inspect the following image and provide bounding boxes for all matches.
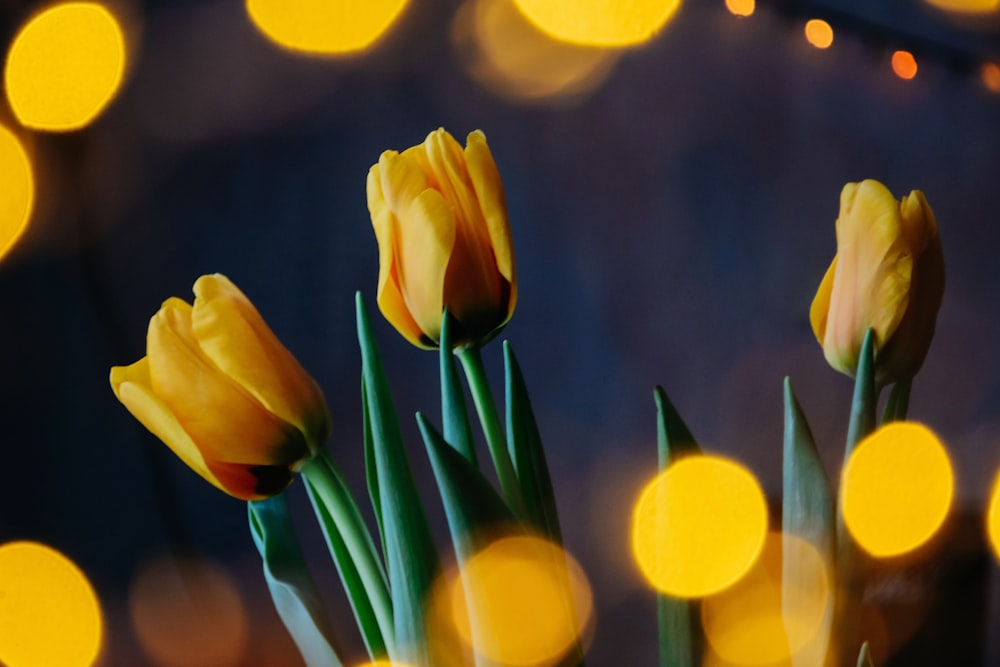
[457,346,528,520]
[301,451,394,657]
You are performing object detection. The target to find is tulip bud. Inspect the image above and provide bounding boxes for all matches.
[810,180,945,386]
[110,274,331,500]
[367,128,516,349]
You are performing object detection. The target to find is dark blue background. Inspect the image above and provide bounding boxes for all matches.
[1,0,999,664]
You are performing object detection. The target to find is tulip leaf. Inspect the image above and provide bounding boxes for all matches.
[653,386,701,667]
[504,341,562,541]
[361,378,386,554]
[302,454,391,659]
[781,378,834,667]
[418,412,516,556]
[856,641,875,667]
[440,311,477,466]
[882,378,911,423]
[356,292,440,665]
[248,494,345,667]
[845,328,878,460]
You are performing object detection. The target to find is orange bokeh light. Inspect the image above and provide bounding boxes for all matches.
[804,19,834,49]
[892,50,918,80]
[725,0,755,17]
[980,62,1000,93]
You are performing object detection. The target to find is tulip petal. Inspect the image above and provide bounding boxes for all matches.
[190,274,330,447]
[465,130,515,285]
[110,358,229,496]
[369,164,429,347]
[147,297,309,470]
[809,255,837,344]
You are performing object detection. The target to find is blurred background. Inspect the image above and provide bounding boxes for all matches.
[1,0,999,664]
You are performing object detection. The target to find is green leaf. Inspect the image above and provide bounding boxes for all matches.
[302,454,390,659]
[781,378,834,667]
[504,341,562,541]
[440,311,477,466]
[856,641,875,667]
[362,378,385,554]
[845,328,878,461]
[653,386,700,667]
[357,292,440,665]
[248,495,345,667]
[654,386,700,468]
[881,378,911,424]
[418,413,516,558]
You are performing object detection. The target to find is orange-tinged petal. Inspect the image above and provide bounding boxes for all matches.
[146,297,308,469]
[110,358,229,495]
[379,148,429,216]
[465,130,515,287]
[190,274,330,448]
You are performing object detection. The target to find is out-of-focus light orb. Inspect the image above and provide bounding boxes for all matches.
[804,19,834,49]
[0,125,34,263]
[512,0,682,47]
[130,555,247,667]
[450,535,593,666]
[891,50,918,80]
[702,532,830,665]
[841,422,953,558]
[452,0,619,103]
[631,454,768,598]
[355,662,415,667]
[725,0,755,17]
[0,541,103,667]
[980,62,1000,92]
[245,0,409,55]
[4,2,126,131]
[987,470,1000,562]
[923,0,1000,13]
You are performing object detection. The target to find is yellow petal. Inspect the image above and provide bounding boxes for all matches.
[190,274,330,447]
[146,297,308,469]
[809,255,836,344]
[369,164,429,347]
[395,188,456,342]
[110,358,229,495]
[378,148,429,215]
[465,130,515,286]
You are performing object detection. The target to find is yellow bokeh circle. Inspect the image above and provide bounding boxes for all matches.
[702,532,831,665]
[4,2,127,131]
[841,422,953,558]
[0,125,34,262]
[451,535,592,666]
[511,0,682,48]
[0,541,103,667]
[245,0,409,55]
[987,470,1000,562]
[804,19,834,49]
[631,454,769,598]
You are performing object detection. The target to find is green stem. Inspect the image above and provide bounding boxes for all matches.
[301,450,394,656]
[457,346,528,521]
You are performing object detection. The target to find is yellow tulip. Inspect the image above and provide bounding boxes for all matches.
[810,179,945,386]
[367,128,516,348]
[110,274,330,500]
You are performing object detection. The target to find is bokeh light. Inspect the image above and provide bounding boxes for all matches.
[987,469,1000,562]
[725,0,755,17]
[0,541,103,667]
[841,422,953,558]
[631,454,768,598]
[980,62,1000,92]
[452,0,619,103]
[891,50,918,80]
[804,19,834,49]
[245,0,409,55]
[511,0,682,47]
[447,535,593,666]
[129,555,248,667]
[701,532,831,666]
[4,2,127,131]
[0,125,34,263]
[923,0,1000,13]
